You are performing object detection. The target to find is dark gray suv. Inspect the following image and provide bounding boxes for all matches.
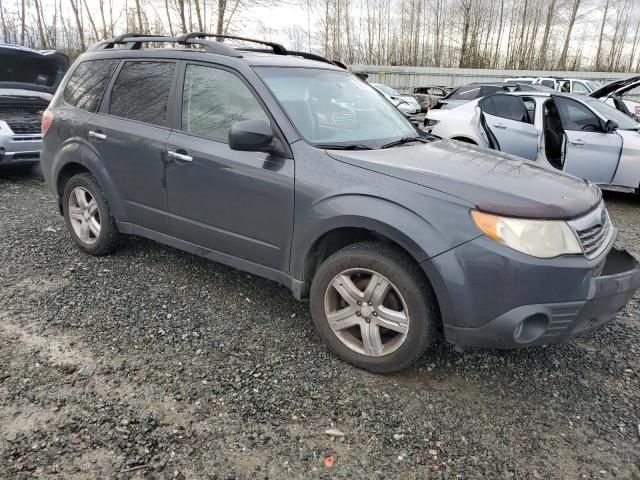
[40,33,640,372]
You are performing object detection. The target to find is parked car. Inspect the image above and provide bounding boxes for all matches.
[589,76,640,121]
[432,82,537,110]
[504,77,536,84]
[40,33,640,372]
[412,86,448,111]
[370,83,421,116]
[0,44,68,168]
[529,77,600,95]
[424,91,640,193]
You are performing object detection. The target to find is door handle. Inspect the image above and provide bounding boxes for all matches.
[88,130,107,140]
[570,139,585,146]
[493,123,507,129]
[168,150,193,162]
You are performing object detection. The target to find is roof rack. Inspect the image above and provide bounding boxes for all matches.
[88,32,343,68]
[90,32,242,57]
[177,32,287,55]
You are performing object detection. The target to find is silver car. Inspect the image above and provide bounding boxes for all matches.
[425,91,640,193]
[0,44,68,168]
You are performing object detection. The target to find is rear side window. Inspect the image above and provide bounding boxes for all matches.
[64,60,118,112]
[450,86,480,100]
[109,61,175,126]
[479,94,529,122]
[181,64,268,143]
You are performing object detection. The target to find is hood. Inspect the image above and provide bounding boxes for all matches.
[326,139,601,220]
[589,76,640,99]
[399,95,419,106]
[0,45,69,95]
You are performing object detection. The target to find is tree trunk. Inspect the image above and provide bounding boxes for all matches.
[557,0,581,69]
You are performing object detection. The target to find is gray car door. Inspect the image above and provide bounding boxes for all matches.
[164,62,294,271]
[552,95,623,185]
[477,94,539,160]
[89,59,178,234]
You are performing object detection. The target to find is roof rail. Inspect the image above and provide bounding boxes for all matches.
[90,32,242,57]
[89,32,342,67]
[237,48,344,68]
[177,32,287,55]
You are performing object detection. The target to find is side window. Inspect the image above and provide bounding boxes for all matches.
[479,94,529,123]
[479,86,502,97]
[63,60,118,112]
[450,87,480,100]
[109,61,175,126]
[572,81,589,95]
[559,81,571,93]
[540,79,555,89]
[181,64,268,143]
[554,97,602,132]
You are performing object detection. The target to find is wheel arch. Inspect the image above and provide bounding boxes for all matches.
[51,140,125,219]
[291,195,452,298]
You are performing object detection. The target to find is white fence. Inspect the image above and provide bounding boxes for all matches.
[349,65,631,92]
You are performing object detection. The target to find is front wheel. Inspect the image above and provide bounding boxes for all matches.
[310,242,437,373]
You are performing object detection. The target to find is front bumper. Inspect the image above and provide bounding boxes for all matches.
[0,130,42,166]
[444,247,640,348]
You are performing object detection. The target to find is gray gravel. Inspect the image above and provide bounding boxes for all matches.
[1,168,639,479]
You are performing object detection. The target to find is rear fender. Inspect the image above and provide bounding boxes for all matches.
[51,137,126,220]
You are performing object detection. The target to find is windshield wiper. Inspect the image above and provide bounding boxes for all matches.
[314,143,373,150]
[380,136,429,149]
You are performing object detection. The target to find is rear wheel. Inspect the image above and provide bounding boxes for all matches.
[310,242,436,373]
[62,173,121,256]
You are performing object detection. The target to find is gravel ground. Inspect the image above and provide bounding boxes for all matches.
[1,167,639,479]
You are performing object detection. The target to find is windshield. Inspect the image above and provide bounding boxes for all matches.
[372,83,400,96]
[255,67,418,147]
[582,97,640,130]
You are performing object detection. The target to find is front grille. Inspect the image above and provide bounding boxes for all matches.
[8,122,41,134]
[572,204,612,259]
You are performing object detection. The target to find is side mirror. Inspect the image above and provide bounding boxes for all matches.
[229,120,274,152]
[604,119,618,133]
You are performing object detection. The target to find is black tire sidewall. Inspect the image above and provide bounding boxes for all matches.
[310,243,433,373]
[62,173,117,256]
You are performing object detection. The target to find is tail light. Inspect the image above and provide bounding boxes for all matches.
[41,110,54,136]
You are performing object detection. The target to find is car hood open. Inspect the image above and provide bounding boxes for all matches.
[327,139,601,220]
[589,76,640,99]
[0,45,69,96]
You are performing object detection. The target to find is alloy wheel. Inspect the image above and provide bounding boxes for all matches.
[323,268,410,357]
[68,187,101,245]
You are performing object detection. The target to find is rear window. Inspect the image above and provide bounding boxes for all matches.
[108,61,175,126]
[64,59,118,112]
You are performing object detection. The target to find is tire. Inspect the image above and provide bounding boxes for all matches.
[62,173,121,256]
[309,241,437,373]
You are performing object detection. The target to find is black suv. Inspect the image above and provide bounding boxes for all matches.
[41,33,640,372]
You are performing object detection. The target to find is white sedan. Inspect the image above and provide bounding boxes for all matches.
[424,91,640,193]
[370,83,421,117]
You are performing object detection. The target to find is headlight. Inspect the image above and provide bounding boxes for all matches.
[471,210,582,258]
[425,118,440,127]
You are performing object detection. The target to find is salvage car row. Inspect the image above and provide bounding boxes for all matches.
[3,38,640,373]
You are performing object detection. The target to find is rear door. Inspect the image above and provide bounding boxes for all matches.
[164,62,294,271]
[477,94,539,160]
[90,60,178,233]
[552,95,623,184]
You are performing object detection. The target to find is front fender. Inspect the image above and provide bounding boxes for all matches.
[51,137,127,220]
[290,193,473,280]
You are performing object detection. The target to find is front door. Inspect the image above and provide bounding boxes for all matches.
[477,94,539,160]
[164,63,294,271]
[90,59,178,233]
[552,95,623,185]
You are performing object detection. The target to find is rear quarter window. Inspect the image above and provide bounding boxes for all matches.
[63,59,119,112]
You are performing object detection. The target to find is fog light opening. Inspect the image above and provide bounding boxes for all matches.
[513,313,549,343]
